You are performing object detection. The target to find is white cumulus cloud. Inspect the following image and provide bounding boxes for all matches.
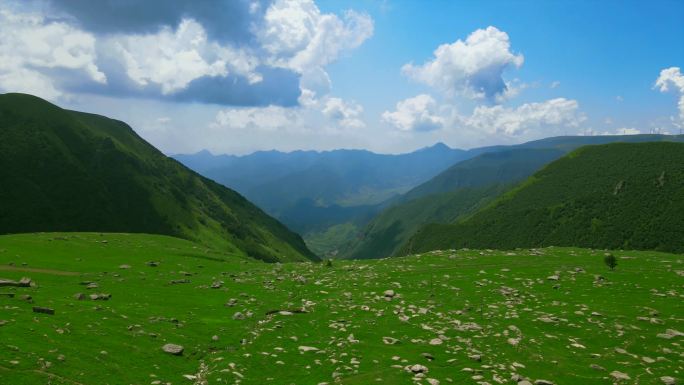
[259,0,373,73]
[211,94,366,134]
[401,26,523,101]
[212,105,300,132]
[655,67,684,124]
[110,18,261,95]
[0,8,105,99]
[382,94,445,132]
[258,0,373,101]
[465,98,584,136]
[322,97,365,129]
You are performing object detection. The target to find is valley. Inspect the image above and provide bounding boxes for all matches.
[176,136,684,260]
[1,2,682,383]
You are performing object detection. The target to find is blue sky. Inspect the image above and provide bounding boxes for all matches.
[1,0,682,154]
[320,0,684,131]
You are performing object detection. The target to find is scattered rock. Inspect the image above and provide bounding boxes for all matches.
[89,293,111,301]
[610,371,630,381]
[32,306,54,315]
[225,298,238,307]
[162,343,184,356]
[298,346,319,352]
[406,364,429,374]
[469,354,482,362]
[657,329,684,339]
[232,312,245,320]
[0,277,31,287]
[661,376,676,385]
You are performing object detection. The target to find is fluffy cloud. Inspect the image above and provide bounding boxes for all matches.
[383,94,584,138]
[211,94,366,134]
[109,18,260,94]
[322,98,365,128]
[256,0,372,105]
[382,94,445,132]
[465,98,584,135]
[258,0,373,73]
[0,0,373,107]
[0,8,105,98]
[402,26,523,101]
[213,105,301,131]
[655,67,684,123]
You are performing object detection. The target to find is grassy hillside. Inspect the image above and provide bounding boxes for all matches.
[404,142,684,254]
[342,185,508,259]
[176,135,683,260]
[1,233,682,384]
[402,135,684,204]
[341,149,565,259]
[400,148,565,202]
[0,93,316,262]
[341,139,684,261]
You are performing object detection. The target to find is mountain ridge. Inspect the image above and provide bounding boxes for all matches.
[401,141,684,254]
[0,93,317,262]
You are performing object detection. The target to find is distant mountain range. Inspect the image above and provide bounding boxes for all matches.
[174,142,473,213]
[177,133,684,258]
[174,142,478,256]
[402,142,684,254]
[0,93,317,262]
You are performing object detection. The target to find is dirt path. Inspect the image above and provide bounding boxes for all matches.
[0,265,79,276]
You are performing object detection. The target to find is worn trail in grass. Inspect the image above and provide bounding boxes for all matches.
[0,233,682,385]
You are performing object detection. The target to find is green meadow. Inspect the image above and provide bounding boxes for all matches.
[1,233,682,384]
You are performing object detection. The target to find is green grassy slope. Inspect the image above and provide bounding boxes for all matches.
[404,142,684,254]
[0,233,682,384]
[400,148,566,202]
[0,93,316,262]
[342,185,508,259]
[341,149,565,259]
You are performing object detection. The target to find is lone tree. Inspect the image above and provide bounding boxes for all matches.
[604,253,618,271]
